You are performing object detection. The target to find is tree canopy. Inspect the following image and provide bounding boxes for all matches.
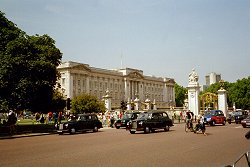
[228,77,250,109]
[0,11,62,113]
[201,79,250,110]
[71,94,106,114]
[174,83,187,107]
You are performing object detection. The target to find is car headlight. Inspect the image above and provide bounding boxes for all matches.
[139,121,143,125]
[206,118,211,122]
[127,122,131,126]
[65,124,68,127]
[241,120,246,123]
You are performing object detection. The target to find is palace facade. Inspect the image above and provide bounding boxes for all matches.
[57,61,175,109]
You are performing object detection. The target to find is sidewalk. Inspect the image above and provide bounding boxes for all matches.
[0,126,113,139]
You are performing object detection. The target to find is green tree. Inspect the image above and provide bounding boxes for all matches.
[0,11,62,113]
[174,83,187,107]
[50,88,66,112]
[71,94,106,114]
[228,77,250,110]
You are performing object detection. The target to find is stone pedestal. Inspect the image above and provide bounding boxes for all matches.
[187,84,200,116]
[187,69,200,116]
[103,89,112,112]
[218,89,228,117]
[153,99,157,110]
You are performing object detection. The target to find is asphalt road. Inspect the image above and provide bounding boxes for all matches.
[0,123,249,167]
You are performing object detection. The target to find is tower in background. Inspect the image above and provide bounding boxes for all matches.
[205,72,221,86]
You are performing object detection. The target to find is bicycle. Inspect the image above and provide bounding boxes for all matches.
[185,120,194,132]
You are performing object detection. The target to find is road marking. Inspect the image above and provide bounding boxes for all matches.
[235,126,242,128]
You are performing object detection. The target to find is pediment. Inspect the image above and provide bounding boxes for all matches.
[126,71,144,79]
[165,78,175,84]
[72,64,91,72]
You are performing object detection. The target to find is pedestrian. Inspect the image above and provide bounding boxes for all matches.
[7,110,17,135]
[53,112,58,124]
[48,111,53,124]
[35,112,40,124]
[103,114,106,127]
[58,111,62,124]
[39,114,45,124]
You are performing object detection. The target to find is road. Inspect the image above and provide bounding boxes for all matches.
[0,123,249,167]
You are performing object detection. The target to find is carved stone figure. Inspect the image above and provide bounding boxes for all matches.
[188,68,199,83]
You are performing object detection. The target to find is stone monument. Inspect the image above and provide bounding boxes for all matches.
[217,80,228,117]
[103,89,112,112]
[187,68,200,116]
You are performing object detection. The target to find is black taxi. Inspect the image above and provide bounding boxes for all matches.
[127,110,173,134]
[56,113,103,135]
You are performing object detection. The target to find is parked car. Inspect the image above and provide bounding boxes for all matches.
[127,110,173,134]
[56,113,102,135]
[228,110,248,124]
[114,111,140,129]
[204,110,226,126]
[241,115,250,128]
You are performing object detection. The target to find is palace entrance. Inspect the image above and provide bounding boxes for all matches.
[200,92,218,112]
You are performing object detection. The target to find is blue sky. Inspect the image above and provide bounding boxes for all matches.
[1,0,250,86]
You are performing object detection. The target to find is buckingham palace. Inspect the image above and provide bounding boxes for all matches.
[57,61,176,109]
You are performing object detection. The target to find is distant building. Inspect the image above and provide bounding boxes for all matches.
[57,61,176,109]
[205,72,221,86]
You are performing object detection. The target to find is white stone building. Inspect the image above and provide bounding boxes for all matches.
[57,61,175,109]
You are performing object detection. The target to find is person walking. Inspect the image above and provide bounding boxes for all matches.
[102,114,106,127]
[7,110,17,135]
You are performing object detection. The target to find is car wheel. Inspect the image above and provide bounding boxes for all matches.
[222,120,226,125]
[116,126,120,129]
[130,130,135,134]
[70,128,76,134]
[210,121,215,126]
[164,125,170,132]
[243,125,246,128]
[93,126,98,132]
[144,127,150,134]
[58,132,63,135]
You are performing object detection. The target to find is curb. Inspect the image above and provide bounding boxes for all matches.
[0,128,113,139]
[0,132,56,139]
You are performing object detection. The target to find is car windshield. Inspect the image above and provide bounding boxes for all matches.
[131,113,139,119]
[234,112,243,116]
[138,112,149,119]
[122,113,132,119]
[204,111,215,116]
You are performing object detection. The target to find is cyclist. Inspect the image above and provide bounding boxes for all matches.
[186,110,194,129]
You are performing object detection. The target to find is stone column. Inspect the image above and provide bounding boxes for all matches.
[217,80,228,117]
[65,71,73,99]
[187,69,200,116]
[124,78,129,100]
